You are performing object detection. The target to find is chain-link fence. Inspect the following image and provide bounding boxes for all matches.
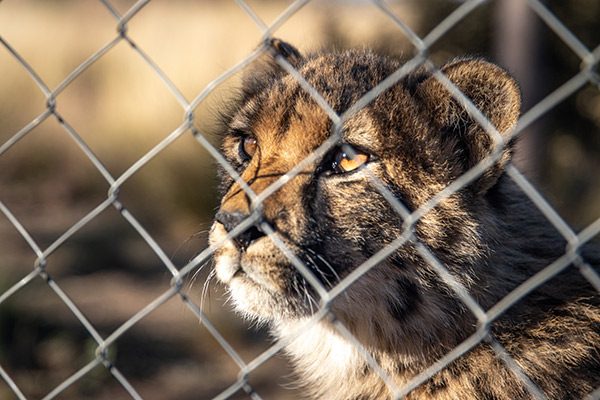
[1,0,600,399]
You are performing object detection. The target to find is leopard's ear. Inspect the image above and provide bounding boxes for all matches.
[241,38,304,98]
[416,58,521,194]
[266,38,303,66]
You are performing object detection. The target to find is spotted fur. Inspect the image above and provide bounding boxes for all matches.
[208,39,600,399]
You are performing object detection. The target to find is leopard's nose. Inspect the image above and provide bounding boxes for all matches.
[215,210,266,250]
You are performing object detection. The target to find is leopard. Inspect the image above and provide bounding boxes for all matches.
[208,38,600,399]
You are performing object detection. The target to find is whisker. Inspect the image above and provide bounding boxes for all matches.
[301,277,315,315]
[315,254,341,282]
[306,248,341,285]
[201,267,217,314]
[173,228,210,265]
[304,253,333,287]
[187,258,211,293]
[305,248,352,307]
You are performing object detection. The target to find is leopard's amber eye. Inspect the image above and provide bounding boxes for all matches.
[241,136,258,159]
[332,148,369,173]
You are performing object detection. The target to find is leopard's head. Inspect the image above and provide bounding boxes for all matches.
[209,39,521,345]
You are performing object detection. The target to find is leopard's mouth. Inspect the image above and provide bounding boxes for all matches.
[211,221,293,290]
[209,218,349,322]
[213,247,278,293]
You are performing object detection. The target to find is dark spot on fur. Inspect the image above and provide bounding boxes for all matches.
[360,363,370,377]
[485,174,510,212]
[388,278,419,322]
[425,374,449,394]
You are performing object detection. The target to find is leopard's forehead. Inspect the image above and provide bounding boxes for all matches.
[254,92,331,163]
[293,50,402,113]
[235,50,408,156]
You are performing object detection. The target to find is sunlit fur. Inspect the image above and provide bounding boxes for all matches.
[209,39,600,399]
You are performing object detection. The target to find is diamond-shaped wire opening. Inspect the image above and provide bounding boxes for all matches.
[0,119,115,249]
[52,43,187,176]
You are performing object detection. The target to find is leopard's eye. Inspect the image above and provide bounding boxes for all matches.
[331,146,369,173]
[240,136,258,160]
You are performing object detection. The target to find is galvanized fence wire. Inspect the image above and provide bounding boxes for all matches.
[0,0,599,399]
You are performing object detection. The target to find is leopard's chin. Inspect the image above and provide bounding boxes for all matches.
[225,270,315,322]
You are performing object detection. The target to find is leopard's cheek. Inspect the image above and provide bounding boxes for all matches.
[319,179,399,249]
[241,240,296,293]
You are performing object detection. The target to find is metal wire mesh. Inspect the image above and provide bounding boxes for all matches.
[1,0,599,399]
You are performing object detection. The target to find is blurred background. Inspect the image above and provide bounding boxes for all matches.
[0,0,599,399]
